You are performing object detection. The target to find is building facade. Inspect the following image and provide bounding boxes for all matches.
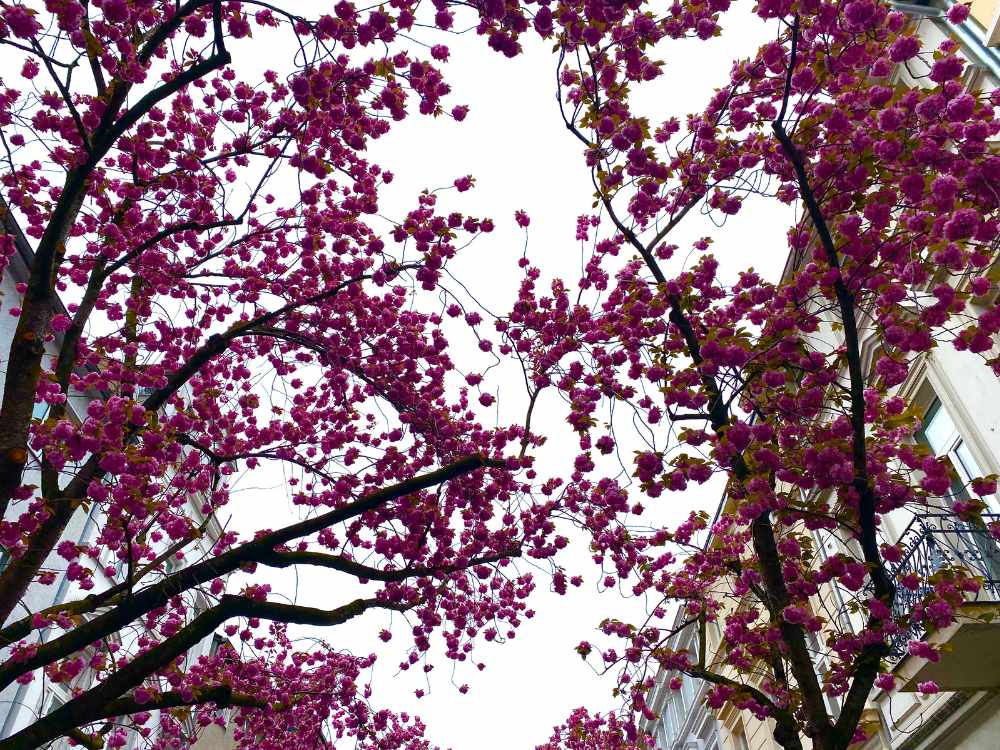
[644,2,1000,749]
[643,609,725,750]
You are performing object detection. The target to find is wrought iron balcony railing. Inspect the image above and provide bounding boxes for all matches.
[887,513,1000,659]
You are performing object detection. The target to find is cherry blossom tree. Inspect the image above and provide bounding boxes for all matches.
[0,2,548,748]
[536,708,649,750]
[3,1,1000,749]
[496,1,1000,750]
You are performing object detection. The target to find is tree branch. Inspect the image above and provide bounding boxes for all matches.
[0,595,406,750]
[770,18,893,747]
[686,666,803,750]
[0,0,230,523]
[257,546,521,582]
[97,684,268,719]
[0,455,503,692]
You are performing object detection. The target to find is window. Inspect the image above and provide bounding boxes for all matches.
[916,396,1000,583]
[917,399,998,511]
[680,671,696,711]
[45,693,65,714]
[806,631,841,718]
[31,401,49,421]
[209,633,228,658]
[42,693,70,750]
[662,694,679,746]
[697,710,721,750]
[655,719,670,750]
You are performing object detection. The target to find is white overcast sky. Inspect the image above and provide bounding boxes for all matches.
[220,6,796,750]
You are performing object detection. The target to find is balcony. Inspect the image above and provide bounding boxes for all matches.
[887,513,1000,691]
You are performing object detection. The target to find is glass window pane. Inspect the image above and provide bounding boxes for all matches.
[31,401,49,420]
[669,697,682,735]
[953,440,984,484]
[698,712,719,743]
[663,699,676,742]
[681,674,695,708]
[920,400,957,456]
[656,722,668,749]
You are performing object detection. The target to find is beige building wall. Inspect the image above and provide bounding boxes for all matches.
[715,707,780,750]
[191,722,236,750]
[970,0,999,29]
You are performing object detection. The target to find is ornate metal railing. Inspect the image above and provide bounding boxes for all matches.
[886,513,1000,658]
